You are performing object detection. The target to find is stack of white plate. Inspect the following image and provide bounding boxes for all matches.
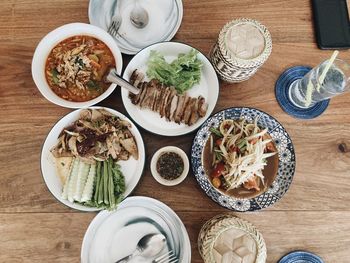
[89,0,183,54]
[81,196,191,262]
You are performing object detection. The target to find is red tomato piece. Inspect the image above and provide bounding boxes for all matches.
[212,162,225,177]
[216,139,223,146]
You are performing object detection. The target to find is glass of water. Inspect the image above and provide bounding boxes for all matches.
[288,58,350,108]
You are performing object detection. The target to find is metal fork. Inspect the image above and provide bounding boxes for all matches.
[107,12,122,37]
[153,250,178,263]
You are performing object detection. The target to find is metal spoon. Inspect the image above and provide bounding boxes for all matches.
[105,68,140,95]
[130,0,149,29]
[115,233,166,263]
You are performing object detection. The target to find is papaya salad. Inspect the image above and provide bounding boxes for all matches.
[50,109,138,210]
[207,118,277,195]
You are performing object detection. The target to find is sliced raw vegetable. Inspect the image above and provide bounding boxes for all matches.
[210,117,277,191]
[66,158,80,202]
[97,162,104,205]
[210,127,223,137]
[108,159,115,209]
[62,157,78,199]
[93,162,101,203]
[103,160,109,205]
[81,164,96,202]
[59,157,125,210]
[74,161,90,202]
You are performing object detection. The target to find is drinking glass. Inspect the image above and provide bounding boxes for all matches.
[288,59,350,108]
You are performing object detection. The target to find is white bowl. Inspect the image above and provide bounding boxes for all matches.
[32,23,123,108]
[150,146,189,186]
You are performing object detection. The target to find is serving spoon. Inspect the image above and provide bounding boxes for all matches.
[105,68,140,95]
[130,0,149,29]
[115,233,166,263]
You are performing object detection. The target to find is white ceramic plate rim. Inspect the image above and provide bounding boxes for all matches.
[88,0,184,55]
[31,23,123,108]
[81,196,191,262]
[40,107,145,211]
[150,146,189,186]
[121,41,219,136]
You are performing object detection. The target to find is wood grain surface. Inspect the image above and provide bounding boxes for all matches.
[0,0,349,262]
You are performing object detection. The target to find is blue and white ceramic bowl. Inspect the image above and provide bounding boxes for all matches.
[191,107,296,212]
[278,251,324,263]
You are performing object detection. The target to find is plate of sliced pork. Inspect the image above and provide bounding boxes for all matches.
[121,41,219,136]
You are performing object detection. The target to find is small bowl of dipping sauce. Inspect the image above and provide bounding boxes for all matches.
[150,146,189,186]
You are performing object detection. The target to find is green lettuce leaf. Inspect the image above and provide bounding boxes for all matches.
[146,49,202,93]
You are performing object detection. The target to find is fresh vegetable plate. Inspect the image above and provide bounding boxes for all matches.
[41,107,145,211]
[81,196,191,263]
[191,107,296,211]
[121,41,219,136]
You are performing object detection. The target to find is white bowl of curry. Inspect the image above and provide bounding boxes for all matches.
[32,23,123,108]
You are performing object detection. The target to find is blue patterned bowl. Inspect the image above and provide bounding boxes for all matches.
[278,251,324,263]
[191,107,296,211]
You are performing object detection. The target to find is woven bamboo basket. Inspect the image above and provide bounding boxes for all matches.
[198,214,267,263]
[210,18,272,83]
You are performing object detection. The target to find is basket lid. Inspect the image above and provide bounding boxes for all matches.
[218,18,272,68]
[198,214,267,263]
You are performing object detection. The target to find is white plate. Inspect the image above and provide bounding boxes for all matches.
[40,107,145,211]
[121,42,220,136]
[81,196,191,263]
[88,0,183,55]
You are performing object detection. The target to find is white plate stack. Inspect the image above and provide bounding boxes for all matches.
[81,196,191,263]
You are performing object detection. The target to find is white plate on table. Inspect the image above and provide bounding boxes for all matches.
[89,0,183,54]
[121,41,220,136]
[81,196,191,263]
[40,107,145,211]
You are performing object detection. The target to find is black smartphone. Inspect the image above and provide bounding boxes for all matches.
[312,0,350,49]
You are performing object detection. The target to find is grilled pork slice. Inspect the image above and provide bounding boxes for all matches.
[169,94,179,121]
[188,98,199,126]
[140,80,157,108]
[165,88,177,121]
[146,80,159,109]
[179,95,191,123]
[128,70,145,103]
[174,94,185,124]
[197,96,208,117]
[160,87,172,118]
[174,93,190,123]
[183,98,197,124]
[129,81,145,105]
[137,82,149,107]
[154,83,165,113]
[128,75,208,126]
[129,69,144,86]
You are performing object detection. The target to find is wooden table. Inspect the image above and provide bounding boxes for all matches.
[1,0,349,262]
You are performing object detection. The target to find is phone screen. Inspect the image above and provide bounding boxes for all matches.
[312,0,350,49]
